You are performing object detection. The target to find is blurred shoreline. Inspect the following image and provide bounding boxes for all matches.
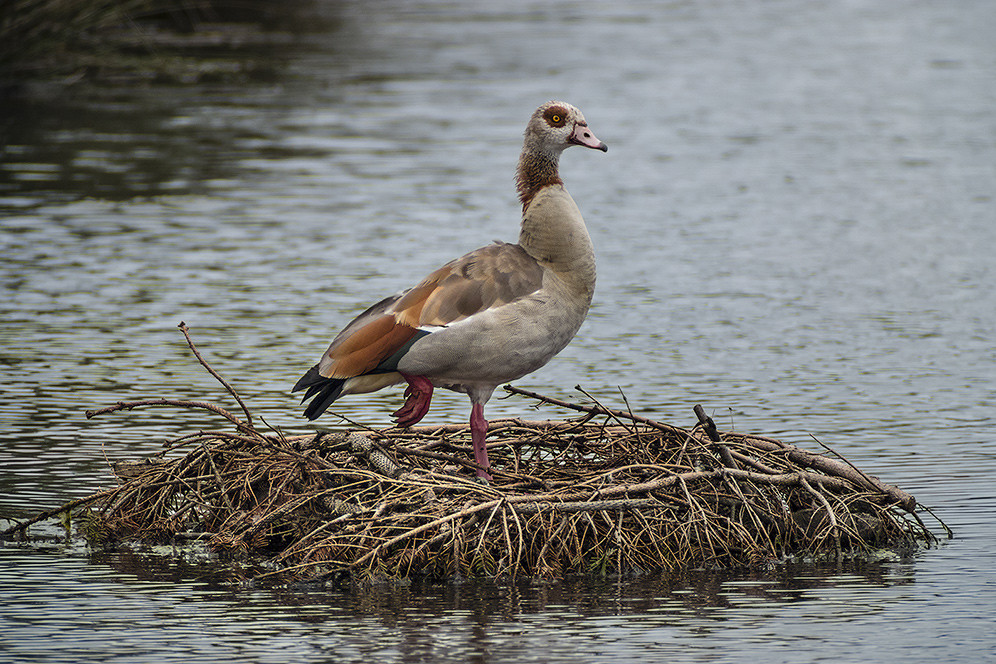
[1,0,322,91]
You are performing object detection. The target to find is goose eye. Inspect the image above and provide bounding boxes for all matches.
[544,107,568,127]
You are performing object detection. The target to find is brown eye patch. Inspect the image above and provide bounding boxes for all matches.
[543,106,569,127]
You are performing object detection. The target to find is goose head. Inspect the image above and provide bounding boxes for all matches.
[524,101,608,155]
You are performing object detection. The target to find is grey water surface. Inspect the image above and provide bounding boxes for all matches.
[2,1,994,662]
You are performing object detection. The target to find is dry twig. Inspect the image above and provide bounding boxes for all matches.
[5,323,943,585]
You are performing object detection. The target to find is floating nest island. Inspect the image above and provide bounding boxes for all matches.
[6,327,945,587]
[59,378,943,588]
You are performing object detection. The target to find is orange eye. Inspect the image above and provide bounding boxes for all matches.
[544,107,568,126]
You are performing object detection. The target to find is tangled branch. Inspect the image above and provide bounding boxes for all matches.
[2,323,945,586]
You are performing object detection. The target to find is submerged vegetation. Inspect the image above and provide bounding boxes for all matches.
[1,323,945,587]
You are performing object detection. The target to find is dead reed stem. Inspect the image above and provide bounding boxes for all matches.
[2,323,945,586]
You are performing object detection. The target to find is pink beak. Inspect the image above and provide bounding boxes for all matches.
[569,123,608,152]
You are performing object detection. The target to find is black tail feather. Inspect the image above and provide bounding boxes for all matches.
[302,379,345,420]
[292,364,325,393]
[302,381,327,401]
[293,364,346,421]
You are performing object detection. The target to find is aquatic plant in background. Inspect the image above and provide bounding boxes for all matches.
[0,0,309,83]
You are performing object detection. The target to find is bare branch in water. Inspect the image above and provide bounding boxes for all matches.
[178,321,254,428]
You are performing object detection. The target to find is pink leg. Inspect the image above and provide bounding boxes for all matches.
[392,374,434,427]
[470,402,492,480]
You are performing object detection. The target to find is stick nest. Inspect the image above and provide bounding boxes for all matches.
[79,390,938,586]
[7,324,940,586]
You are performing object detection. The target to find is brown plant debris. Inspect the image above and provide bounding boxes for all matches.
[1,324,945,586]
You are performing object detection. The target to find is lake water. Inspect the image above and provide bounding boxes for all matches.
[2,1,994,662]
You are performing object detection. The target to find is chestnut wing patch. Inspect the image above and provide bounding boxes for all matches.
[312,295,411,379]
[315,242,543,381]
[394,242,544,327]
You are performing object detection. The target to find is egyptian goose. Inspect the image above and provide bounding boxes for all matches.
[293,101,607,480]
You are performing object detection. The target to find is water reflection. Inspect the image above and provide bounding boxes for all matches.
[0,544,923,664]
[87,547,916,617]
